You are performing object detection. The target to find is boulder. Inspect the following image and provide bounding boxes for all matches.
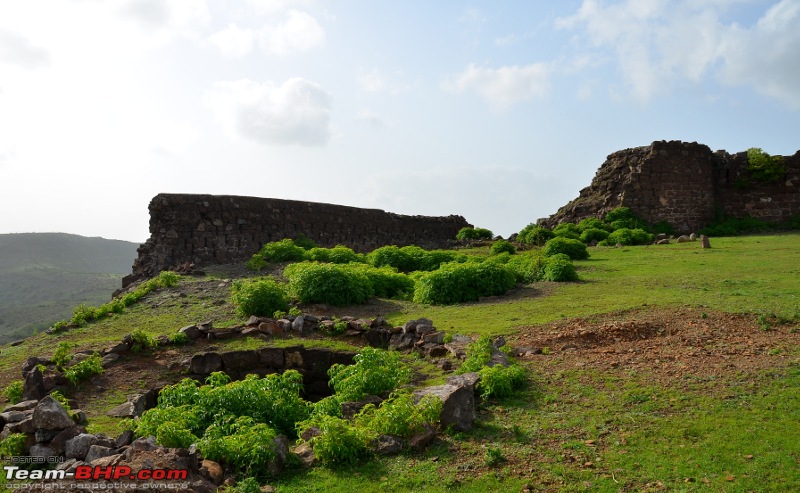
[85,445,117,463]
[190,352,223,374]
[408,423,438,451]
[701,235,711,249]
[414,381,476,432]
[373,434,404,455]
[676,235,691,243]
[32,396,74,431]
[2,400,38,413]
[200,459,224,485]
[179,325,202,340]
[23,366,46,401]
[293,443,316,468]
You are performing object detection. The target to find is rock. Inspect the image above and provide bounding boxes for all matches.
[23,366,46,401]
[299,426,321,441]
[446,372,480,392]
[259,347,285,368]
[341,396,382,420]
[676,235,691,243]
[276,318,293,332]
[2,400,38,413]
[291,315,305,334]
[197,320,213,332]
[389,333,417,352]
[48,426,85,456]
[101,353,120,367]
[33,395,74,431]
[207,327,239,339]
[437,359,453,371]
[29,444,60,462]
[689,233,698,241]
[258,321,282,336]
[656,233,669,241]
[115,430,134,448]
[190,352,223,374]
[656,239,670,245]
[221,350,260,373]
[179,325,202,340]
[66,434,99,460]
[701,235,711,248]
[373,434,404,455]
[106,402,136,418]
[200,459,224,485]
[293,443,316,468]
[22,357,48,374]
[268,435,290,477]
[423,332,446,344]
[0,408,34,424]
[246,316,261,327]
[90,453,123,467]
[35,428,61,443]
[408,423,437,451]
[426,345,450,358]
[370,316,390,329]
[2,416,35,435]
[85,445,116,463]
[414,381,476,431]
[104,341,131,355]
[363,328,391,349]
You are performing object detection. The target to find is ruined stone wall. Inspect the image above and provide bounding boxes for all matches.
[539,141,800,233]
[129,194,470,281]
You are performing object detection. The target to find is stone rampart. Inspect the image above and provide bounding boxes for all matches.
[129,194,470,281]
[540,141,800,233]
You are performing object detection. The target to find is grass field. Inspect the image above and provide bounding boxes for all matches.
[1,234,798,492]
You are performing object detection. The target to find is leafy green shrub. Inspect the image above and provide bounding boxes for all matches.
[579,228,610,244]
[0,433,26,457]
[2,380,23,404]
[246,254,268,271]
[328,348,411,402]
[516,224,554,246]
[292,234,318,250]
[604,207,648,230]
[457,336,494,374]
[577,217,609,232]
[367,245,460,272]
[285,262,372,306]
[52,341,75,369]
[413,262,516,305]
[71,303,97,326]
[542,237,589,260]
[356,391,442,438]
[490,240,516,255]
[200,416,277,476]
[129,329,158,353]
[542,253,579,282]
[169,332,189,345]
[154,271,180,288]
[64,354,103,386]
[305,246,365,264]
[230,277,289,316]
[228,478,262,493]
[288,306,302,317]
[344,263,414,299]
[602,228,654,246]
[552,223,581,240]
[49,390,72,411]
[477,364,526,399]
[747,148,786,183]
[301,414,371,466]
[456,227,493,241]
[505,253,545,283]
[256,239,307,263]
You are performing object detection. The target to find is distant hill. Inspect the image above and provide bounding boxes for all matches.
[0,233,139,343]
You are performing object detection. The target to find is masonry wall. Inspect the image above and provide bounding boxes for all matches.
[539,141,800,233]
[129,194,471,281]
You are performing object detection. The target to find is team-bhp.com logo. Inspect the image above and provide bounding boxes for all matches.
[5,465,187,481]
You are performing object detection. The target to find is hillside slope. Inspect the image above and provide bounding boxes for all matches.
[0,233,139,343]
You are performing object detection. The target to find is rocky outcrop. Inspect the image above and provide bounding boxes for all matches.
[540,141,800,233]
[128,194,471,283]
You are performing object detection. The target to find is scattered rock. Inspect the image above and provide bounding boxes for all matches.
[32,396,74,431]
[701,235,711,249]
[373,434,404,455]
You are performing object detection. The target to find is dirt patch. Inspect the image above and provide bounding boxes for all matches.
[511,307,799,388]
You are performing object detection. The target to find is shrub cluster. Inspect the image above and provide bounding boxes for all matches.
[456,227,493,241]
[516,224,554,246]
[2,381,23,404]
[367,245,462,272]
[413,261,516,305]
[284,262,412,306]
[490,240,516,255]
[52,271,180,331]
[542,237,590,260]
[456,336,526,399]
[601,228,654,246]
[64,354,104,386]
[230,277,289,317]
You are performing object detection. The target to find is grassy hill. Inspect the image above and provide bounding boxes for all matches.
[0,233,139,343]
[0,234,798,492]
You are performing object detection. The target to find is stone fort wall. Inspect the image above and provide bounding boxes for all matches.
[128,194,470,282]
[539,140,800,233]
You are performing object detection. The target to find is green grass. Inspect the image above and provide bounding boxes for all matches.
[387,235,800,336]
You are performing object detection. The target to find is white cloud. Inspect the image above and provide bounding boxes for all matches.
[205,78,333,146]
[0,29,49,69]
[208,23,255,58]
[357,68,411,95]
[258,10,324,56]
[558,0,800,108]
[448,63,552,109]
[355,108,388,128]
[246,0,312,15]
[119,0,211,44]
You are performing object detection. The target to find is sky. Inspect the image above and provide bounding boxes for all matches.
[1,0,799,243]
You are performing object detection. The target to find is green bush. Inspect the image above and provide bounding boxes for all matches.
[301,414,371,466]
[64,354,104,386]
[199,416,277,476]
[516,224,554,246]
[0,433,26,458]
[577,217,609,232]
[305,246,364,264]
[169,332,189,345]
[457,336,494,374]
[292,234,318,250]
[344,263,414,299]
[604,207,648,231]
[285,262,371,306]
[747,148,786,183]
[257,239,307,263]
[130,329,159,353]
[542,253,579,282]
[506,253,545,283]
[355,391,442,438]
[477,364,526,399]
[579,228,610,244]
[2,380,23,404]
[413,262,516,305]
[542,237,589,260]
[552,223,580,240]
[52,341,75,370]
[367,245,460,272]
[456,227,493,241]
[230,277,289,316]
[603,228,655,246]
[490,240,516,255]
[246,254,268,271]
[328,348,412,402]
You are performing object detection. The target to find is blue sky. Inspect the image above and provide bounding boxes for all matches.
[1,0,798,242]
